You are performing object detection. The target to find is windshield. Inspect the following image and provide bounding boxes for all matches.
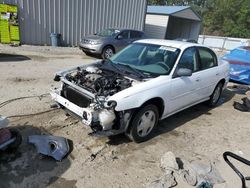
[109,43,180,76]
[96,29,120,37]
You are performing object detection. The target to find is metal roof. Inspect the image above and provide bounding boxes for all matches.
[147,6,190,15]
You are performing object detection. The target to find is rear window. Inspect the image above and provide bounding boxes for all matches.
[130,31,143,39]
[198,48,217,70]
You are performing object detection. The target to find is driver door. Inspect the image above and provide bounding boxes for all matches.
[168,47,202,114]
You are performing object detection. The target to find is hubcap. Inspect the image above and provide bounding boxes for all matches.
[212,86,221,104]
[104,48,113,58]
[137,110,156,137]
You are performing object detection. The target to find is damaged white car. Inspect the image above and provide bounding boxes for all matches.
[51,39,229,142]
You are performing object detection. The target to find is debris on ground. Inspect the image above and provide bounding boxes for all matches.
[0,115,9,127]
[233,96,250,112]
[28,135,70,161]
[88,145,107,162]
[0,116,22,151]
[149,152,225,188]
[196,181,213,188]
[227,84,249,95]
[160,151,179,171]
[149,174,177,188]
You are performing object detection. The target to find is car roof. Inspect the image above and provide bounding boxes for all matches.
[109,28,144,32]
[135,39,205,50]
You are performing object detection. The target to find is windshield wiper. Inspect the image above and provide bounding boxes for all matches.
[116,63,147,79]
[103,59,122,73]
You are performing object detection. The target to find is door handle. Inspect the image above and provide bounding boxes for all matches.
[216,73,220,76]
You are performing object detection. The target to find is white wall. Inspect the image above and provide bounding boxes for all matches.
[198,35,250,50]
[144,14,169,39]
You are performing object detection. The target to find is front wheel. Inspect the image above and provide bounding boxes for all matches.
[102,46,114,59]
[207,83,223,107]
[128,104,159,143]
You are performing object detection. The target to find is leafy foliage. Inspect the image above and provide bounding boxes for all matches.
[147,0,250,38]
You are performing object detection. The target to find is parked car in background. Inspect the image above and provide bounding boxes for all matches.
[52,39,229,142]
[221,46,250,85]
[79,28,145,59]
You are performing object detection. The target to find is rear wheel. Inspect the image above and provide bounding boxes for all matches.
[207,82,223,107]
[102,46,114,59]
[128,104,159,143]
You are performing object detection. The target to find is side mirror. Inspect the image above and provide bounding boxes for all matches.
[176,68,192,77]
[117,35,123,40]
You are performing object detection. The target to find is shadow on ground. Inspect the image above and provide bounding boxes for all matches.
[153,88,235,139]
[0,54,31,62]
[0,122,75,188]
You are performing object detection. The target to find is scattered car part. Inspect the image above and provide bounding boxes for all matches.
[221,46,250,85]
[51,39,229,142]
[0,116,22,151]
[223,151,250,188]
[28,135,70,161]
[0,115,9,128]
[150,151,224,188]
[233,97,250,112]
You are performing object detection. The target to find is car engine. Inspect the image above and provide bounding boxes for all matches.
[65,65,132,97]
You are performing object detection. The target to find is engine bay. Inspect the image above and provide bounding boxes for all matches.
[65,65,132,97]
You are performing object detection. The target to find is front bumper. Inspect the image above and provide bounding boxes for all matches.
[79,42,103,54]
[50,89,117,132]
[51,89,93,126]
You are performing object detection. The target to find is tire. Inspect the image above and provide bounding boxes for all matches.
[8,129,22,150]
[101,46,114,59]
[207,82,223,107]
[128,104,159,143]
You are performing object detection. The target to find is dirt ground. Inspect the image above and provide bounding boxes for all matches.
[0,44,249,188]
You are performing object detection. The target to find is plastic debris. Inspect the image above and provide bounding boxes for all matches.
[0,116,9,128]
[149,152,224,188]
[28,135,70,161]
[197,181,213,188]
[148,173,177,188]
[160,151,179,172]
[233,97,250,112]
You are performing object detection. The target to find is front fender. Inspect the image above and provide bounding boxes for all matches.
[109,76,171,111]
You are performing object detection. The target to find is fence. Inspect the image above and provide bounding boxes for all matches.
[198,35,250,51]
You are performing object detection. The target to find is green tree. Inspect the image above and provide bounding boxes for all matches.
[147,0,250,38]
[148,0,166,5]
[203,0,250,38]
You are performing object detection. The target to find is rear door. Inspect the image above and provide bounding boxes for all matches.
[196,47,220,98]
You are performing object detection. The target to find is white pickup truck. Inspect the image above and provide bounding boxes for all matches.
[51,39,229,142]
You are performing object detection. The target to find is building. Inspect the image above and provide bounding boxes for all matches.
[0,0,147,46]
[145,6,201,41]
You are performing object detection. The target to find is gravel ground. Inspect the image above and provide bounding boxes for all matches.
[0,44,250,188]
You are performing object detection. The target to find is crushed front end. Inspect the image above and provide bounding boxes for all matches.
[50,62,134,135]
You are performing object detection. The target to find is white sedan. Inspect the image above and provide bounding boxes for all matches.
[51,39,229,142]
